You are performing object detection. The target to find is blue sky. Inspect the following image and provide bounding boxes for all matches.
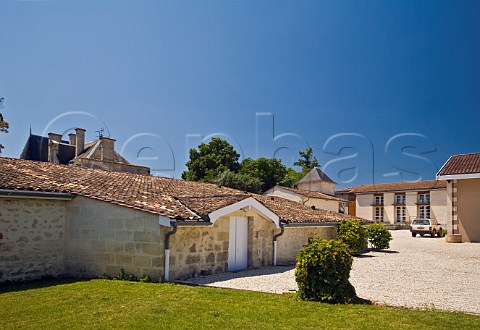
[1,0,479,188]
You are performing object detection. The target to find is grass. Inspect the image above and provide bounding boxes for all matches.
[0,279,479,329]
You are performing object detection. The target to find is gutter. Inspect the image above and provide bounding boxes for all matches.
[272,221,285,266]
[283,222,341,227]
[0,189,74,200]
[164,221,178,282]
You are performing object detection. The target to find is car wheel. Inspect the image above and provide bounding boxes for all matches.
[432,230,436,238]
[438,230,444,237]
[420,234,424,237]
[411,232,416,237]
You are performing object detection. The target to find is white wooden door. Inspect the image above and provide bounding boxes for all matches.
[228,216,248,271]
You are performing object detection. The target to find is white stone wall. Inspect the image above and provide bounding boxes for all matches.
[265,189,304,203]
[383,193,394,224]
[64,196,163,281]
[0,198,66,283]
[356,194,373,220]
[405,192,418,222]
[431,190,448,227]
[303,198,339,213]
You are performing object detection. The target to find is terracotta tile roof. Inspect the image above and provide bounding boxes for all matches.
[269,186,346,202]
[0,157,364,224]
[255,195,363,224]
[437,153,480,176]
[336,179,447,194]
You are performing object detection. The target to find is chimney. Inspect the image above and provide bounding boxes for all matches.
[75,128,86,157]
[48,133,62,164]
[68,133,76,146]
[100,136,116,162]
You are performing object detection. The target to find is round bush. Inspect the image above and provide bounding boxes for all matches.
[295,239,357,303]
[338,219,368,255]
[365,223,392,250]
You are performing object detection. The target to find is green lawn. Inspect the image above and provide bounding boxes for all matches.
[1,280,478,329]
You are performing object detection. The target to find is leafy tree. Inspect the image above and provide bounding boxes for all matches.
[240,157,287,193]
[279,168,304,188]
[294,147,319,173]
[182,138,240,182]
[0,97,8,153]
[212,170,263,194]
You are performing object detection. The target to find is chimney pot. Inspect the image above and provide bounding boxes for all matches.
[99,136,116,162]
[68,133,76,146]
[47,133,62,163]
[75,128,86,157]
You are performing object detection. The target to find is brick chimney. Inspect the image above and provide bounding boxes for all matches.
[99,136,116,162]
[48,133,62,164]
[75,128,86,157]
[68,133,76,146]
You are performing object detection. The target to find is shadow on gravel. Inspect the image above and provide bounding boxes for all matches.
[380,250,399,254]
[356,250,399,258]
[176,265,296,285]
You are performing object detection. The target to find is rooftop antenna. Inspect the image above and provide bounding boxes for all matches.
[95,128,104,138]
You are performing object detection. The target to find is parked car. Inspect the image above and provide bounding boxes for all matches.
[410,218,443,237]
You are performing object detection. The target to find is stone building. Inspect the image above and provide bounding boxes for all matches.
[20,128,149,175]
[0,157,364,283]
[336,180,448,227]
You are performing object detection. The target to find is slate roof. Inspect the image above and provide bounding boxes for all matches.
[268,186,346,202]
[0,157,364,224]
[20,134,75,165]
[336,180,447,194]
[297,167,336,185]
[437,153,480,176]
[20,133,130,165]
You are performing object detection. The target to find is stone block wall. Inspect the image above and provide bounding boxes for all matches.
[168,210,277,280]
[247,214,276,268]
[276,225,338,264]
[0,198,66,283]
[169,218,230,280]
[64,196,163,281]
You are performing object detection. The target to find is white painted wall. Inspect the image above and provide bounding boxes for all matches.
[297,181,335,195]
[431,189,448,227]
[356,194,373,220]
[383,193,395,224]
[265,189,304,203]
[303,198,340,213]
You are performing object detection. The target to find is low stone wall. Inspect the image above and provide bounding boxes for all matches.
[0,198,66,283]
[276,225,338,265]
[64,197,163,281]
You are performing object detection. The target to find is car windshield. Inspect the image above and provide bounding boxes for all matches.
[412,219,430,225]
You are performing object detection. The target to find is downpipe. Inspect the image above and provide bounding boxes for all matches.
[272,222,285,267]
[164,221,178,282]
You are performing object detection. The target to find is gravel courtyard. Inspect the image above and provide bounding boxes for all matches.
[183,230,480,314]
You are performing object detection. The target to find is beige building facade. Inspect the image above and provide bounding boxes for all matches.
[438,153,480,242]
[336,180,448,227]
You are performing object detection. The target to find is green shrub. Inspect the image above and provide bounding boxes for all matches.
[338,219,367,255]
[295,239,357,303]
[365,223,392,250]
